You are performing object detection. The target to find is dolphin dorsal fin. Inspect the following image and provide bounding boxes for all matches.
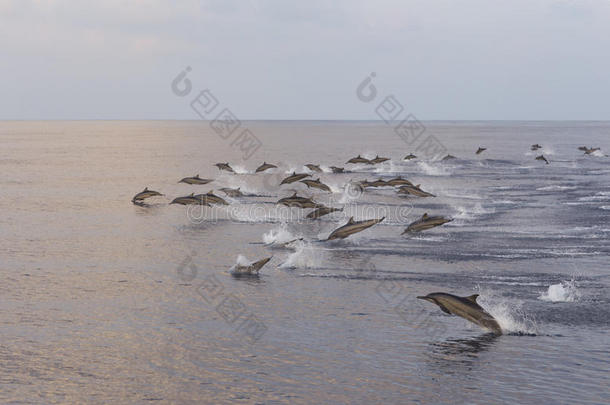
[315,178,320,182]
[466,294,479,303]
[292,192,297,197]
[207,190,214,195]
[422,213,428,219]
[189,193,194,196]
[292,171,296,175]
[195,174,200,178]
[237,187,240,191]
[348,216,355,224]
[144,187,148,191]
[416,184,420,188]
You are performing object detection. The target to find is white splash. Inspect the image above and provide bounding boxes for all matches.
[477,289,539,335]
[453,203,494,221]
[263,224,298,245]
[417,161,451,176]
[228,254,252,273]
[231,165,250,174]
[539,280,579,302]
[590,149,605,157]
[280,242,321,268]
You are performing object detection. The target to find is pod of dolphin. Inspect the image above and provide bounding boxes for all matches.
[131,144,604,335]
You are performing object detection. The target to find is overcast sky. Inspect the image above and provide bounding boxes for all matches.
[1,0,609,120]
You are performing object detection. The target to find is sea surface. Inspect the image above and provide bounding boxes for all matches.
[1,121,609,404]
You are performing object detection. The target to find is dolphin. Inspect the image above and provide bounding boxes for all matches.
[385,176,414,187]
[306,206,343,219]
[178,174,213,185]
[362,179,388,188]
[326,216,385,240]
[215,162,235,173]
[370,155,390,164]
[346,155,371,164]
[305,163,323,172]
[255,161,277,173]
[441,154,456,161]
[535,155,549,164]
[397,184,435,197]
[276,192,320,209]
[194,190,229,206]
[330,166,345,173]
[402,213,452,234]
[578,146,588,151]
[219,187,244,197]
[231,256,273,277]
[300,178,332,192]
[584,147,601,155]
[476,147,487,155]
[417,293,502,335]
[170,193,209,206]
[404,153,417,160]
[280,171,311,185]
[131,187,163,203]
[531,144,542,151]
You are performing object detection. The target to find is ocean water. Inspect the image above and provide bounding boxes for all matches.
[1,121,608,404]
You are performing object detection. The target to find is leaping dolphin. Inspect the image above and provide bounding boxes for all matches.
[170,193,209,206]
[441,154,456,161]
[219,187,244,197]
[178,175,213,185]
[306,206,343,219]
[584,147,601,155]
[215,162,235,173]
[417,293,502,335]
[385,176,414,187]
[402,213,452,234]
[305,164,323,172]
[300,178,332,192]
[404,153,417,160]
[397,184,435,197]
[131,187,163,203]
[194,190,229,206]
[330,166,345,173]
[370,155,390,164]
[326,216,384,240]
[346,155,371,164]
[531,144,542,151]
[535,155,549,164]
[476,147,487,155]
[276,192,321,209]
[255,162,277,173]
[280,171,311,185]
[230,256,273,277]
[362,179,388,188]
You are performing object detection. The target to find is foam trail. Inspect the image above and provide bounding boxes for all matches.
[539,280,579,302]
